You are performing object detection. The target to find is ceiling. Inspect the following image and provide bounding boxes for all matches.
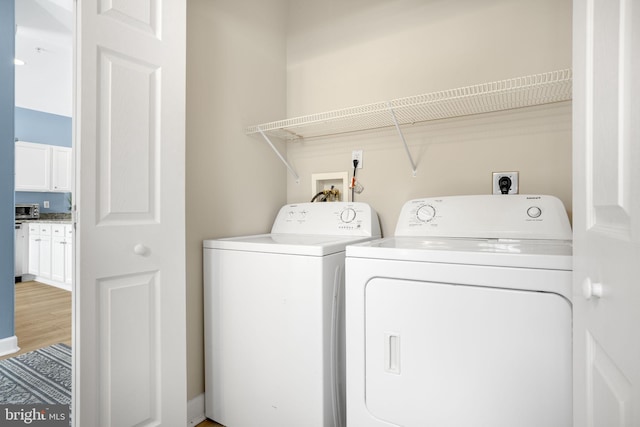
[15,0,73,117]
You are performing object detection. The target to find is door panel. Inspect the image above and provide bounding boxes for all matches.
[75,0,186,425]
[97,49,159,222]
[587,333,632,426]
[98,273,159,426]
[99,0,159,34]
[590,0,633,235]
[573,0,640,425]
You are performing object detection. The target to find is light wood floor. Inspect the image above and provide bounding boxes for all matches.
[0,280,72,360]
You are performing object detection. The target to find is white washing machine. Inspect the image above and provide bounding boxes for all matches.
[204,202,380,427]
[345,195,572,427]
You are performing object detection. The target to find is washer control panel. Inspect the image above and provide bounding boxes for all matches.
[395,195,572,240]
[272,202,381,237]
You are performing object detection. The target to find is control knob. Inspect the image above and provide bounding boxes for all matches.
[527,206,542,218]
[416,204,436,222]
[340,208,357,223]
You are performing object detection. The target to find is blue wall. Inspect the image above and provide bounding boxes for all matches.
[15,107,72,147]
[0,0,16,340]
[15,107,72,213]
[15,192,71,213]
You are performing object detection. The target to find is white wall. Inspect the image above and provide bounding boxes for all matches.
[186,0,287,400]
[285,0,573,235]
[15,0,73,117]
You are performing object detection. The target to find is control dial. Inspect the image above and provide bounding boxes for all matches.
[340,208,357,223]
[527,206,542,218]
[416,204,436,222]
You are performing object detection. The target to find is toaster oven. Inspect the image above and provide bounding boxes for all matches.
[15,203,40,220]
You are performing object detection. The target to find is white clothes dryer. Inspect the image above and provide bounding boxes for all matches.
[204,202,380,427]
[345,195,572,427]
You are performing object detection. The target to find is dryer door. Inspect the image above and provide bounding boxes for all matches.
[365,278,572,427]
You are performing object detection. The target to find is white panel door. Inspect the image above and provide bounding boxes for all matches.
[573,0,640,425]
[75,0,187,425]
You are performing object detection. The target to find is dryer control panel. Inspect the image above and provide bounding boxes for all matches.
[395,195,572,240]
[271,202,381,237]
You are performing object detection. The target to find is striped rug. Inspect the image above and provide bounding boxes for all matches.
[0,344,71,405]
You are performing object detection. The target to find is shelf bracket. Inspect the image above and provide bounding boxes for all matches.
[386,101,417,177]
[257,127,300,184]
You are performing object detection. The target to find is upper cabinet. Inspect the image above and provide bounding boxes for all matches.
[15,141,51,191]
[15,141,72,192]
[51,146,73,192]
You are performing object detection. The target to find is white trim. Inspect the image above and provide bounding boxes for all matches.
[187,393,206,426]
[0,335,20,357]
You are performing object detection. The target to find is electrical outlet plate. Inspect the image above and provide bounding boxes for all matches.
[492,172,519,195]
[352,150,363,169]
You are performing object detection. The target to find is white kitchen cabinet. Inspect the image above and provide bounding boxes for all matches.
[51,146,73,192]
[64,225,72,285]
[27,222,72,291]
[28,223,52,278]
[14,224,28,277]
[51,225,67,282]
[51,224,73,284]
[27,225,40,276]
[15,141,50,191]
[15,141,72,192]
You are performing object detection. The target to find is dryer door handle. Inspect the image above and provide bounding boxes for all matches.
[384,333,401,374]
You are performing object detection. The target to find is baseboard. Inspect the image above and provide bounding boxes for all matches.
[32,276,72,292]
[0,336,20,357]
[187,393,206,426]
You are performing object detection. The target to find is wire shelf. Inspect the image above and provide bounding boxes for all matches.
[246,69,572,141]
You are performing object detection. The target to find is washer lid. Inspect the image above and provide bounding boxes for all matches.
[204,233,378,256]
[346,236,572,270]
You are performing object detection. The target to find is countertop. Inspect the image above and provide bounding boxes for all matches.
[17,213,72,224]
[18,220,73,224]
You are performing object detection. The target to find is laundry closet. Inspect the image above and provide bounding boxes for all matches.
[185,0,572,413]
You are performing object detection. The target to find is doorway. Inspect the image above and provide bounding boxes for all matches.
[10,0,74,409]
